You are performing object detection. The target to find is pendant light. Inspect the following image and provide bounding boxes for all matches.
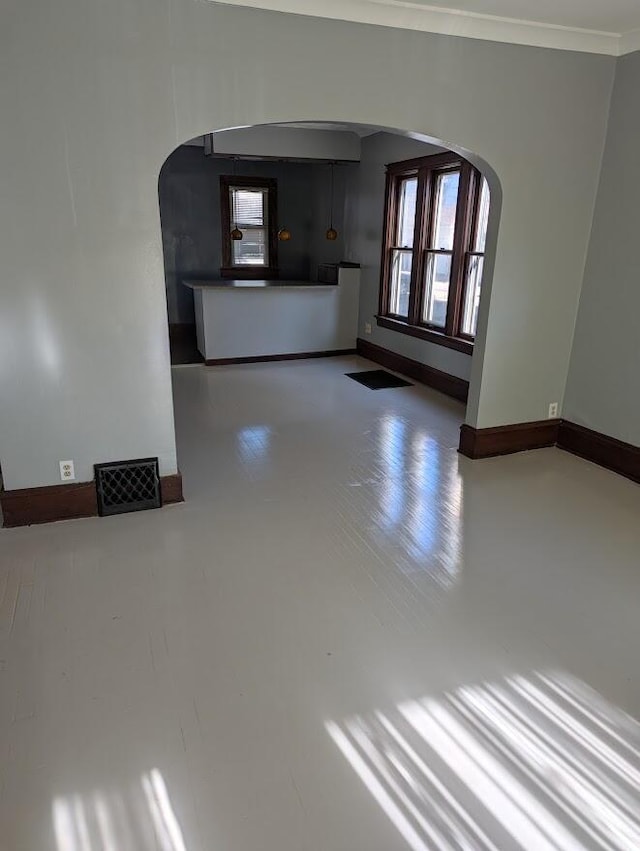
[230,157,243,241]
[326,162,338,241]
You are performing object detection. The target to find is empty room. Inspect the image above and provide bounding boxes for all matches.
[1,2,640,849]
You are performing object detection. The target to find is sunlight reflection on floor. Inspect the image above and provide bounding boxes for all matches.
[327,671,640,850]
[53,770,186,851]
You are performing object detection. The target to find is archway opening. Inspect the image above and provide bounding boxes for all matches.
[157,120,501,492]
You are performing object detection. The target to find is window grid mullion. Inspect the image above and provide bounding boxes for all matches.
[387,174,414,318]
[462,171,479,242]
[407,167,429,326]
[387,176,405,313]
[445,162,473,337]
[458,172,483,332]
[410,167,433,327]
[420,248,454,330]
[379,174,396,319]
[459,248,485,339]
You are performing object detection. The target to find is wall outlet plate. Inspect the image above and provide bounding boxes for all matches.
[364,322,372,335]
[548,402,559,419]
[59,460,75,481]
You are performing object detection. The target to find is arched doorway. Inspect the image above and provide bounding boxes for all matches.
[157,121,501,472]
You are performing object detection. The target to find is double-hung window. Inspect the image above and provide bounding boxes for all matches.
[220,176,278,278]
[378,153,490,353]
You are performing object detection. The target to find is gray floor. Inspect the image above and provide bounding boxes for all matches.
[1,356,640,850]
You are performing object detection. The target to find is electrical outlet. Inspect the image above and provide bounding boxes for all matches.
[548,402,559,419]
[59,460,75,482]
[364,322,372,335]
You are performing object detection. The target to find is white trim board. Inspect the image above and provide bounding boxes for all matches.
[620,28,640,55]
[211,0,639,56]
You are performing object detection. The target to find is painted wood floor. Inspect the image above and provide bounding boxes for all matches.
[1,356,640,850]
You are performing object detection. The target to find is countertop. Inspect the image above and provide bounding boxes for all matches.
[183,279,338,290]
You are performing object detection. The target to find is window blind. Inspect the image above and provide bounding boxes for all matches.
[231,188,267,227]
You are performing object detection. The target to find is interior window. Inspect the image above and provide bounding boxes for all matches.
[378,153,490,353]
[220,176,278,278]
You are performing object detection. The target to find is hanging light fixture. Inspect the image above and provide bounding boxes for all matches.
[230,157,243,241]
[326,162,338,241]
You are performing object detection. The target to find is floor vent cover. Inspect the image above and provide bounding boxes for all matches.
[95,458,162,517]
[345,369,412,390]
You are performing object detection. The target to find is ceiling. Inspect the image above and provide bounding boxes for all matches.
[213,0,640,55]
[401,1,640,34]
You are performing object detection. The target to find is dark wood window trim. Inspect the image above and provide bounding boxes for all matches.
[377,152,487,352]
[375,315,473,354]
[220,175,278,279]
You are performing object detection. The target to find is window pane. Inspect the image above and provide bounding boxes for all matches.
[422,252,452,328]
[462,255,484,336]
[395,178,417,247]
[231,188,266,227]
[232,228,267,266]
[431,171,460,251]
[474,178,490,252]
[389,249,412,317]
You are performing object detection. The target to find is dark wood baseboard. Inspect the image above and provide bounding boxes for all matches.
[1,481,98,528]
[1,472,184,528]
[160,472,184,504]
[459,418,640,484]
[356,338,469,403]
[459,420,561,459]
[558,421,640,484]
[205,348,357,366]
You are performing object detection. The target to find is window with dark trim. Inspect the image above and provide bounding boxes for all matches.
[377,153,490,354]
[220,175,278,278]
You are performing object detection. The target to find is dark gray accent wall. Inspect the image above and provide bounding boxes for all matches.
[159,147,354,324]
[564,50,640,446]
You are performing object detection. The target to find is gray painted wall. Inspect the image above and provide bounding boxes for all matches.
[0,1,614,489]
[564,51,640,447]
[348,132,473,381]
[159,148,353,324]
[309,163,353,276]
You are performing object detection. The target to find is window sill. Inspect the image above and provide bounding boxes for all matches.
[375,315,474,355]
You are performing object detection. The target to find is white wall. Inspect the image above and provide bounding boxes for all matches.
[563,50,640,447]
[0,1,614,490]
[193,269,360,360]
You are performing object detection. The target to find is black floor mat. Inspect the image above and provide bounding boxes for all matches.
[345,369,412,390]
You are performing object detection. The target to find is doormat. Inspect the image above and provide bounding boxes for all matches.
[345,369,412,390]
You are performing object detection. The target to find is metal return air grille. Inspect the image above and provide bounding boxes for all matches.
[94,458,161,517]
